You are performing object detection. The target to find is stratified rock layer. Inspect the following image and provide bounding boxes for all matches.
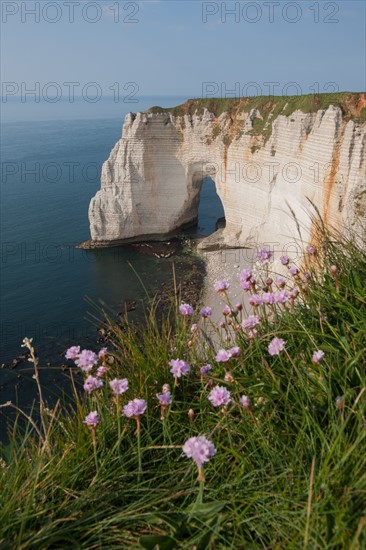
[88,95,366,252]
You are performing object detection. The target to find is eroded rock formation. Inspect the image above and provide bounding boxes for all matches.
[87,94,366,251]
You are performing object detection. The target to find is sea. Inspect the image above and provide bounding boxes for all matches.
[0,96,224,417]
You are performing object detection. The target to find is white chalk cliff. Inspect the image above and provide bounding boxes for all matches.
[87,95,366,251]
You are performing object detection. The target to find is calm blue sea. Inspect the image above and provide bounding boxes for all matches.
[0,96,224,370]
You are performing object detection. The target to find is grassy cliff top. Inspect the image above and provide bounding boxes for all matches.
[148,92,366,122]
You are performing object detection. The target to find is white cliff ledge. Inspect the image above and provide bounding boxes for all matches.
[84,93,366,251]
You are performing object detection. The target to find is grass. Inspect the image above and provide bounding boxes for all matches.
[1,225,366,548]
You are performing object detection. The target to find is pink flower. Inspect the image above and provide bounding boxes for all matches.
[191,323,198,333]
[109,378,129,395]
[222,305,231,316]
[242,315,260,330]
[83,375,103,393]
[200,306,212,318]
[156,391,172,405]
[182,435,216,467]
[240,268,252,282]
[240,395,252,409]
[179,303,193,316]
[229,346,241,358]
[214,280,230,292]
[169,358,190,379]
[280,255,290,265]
[96,366,107,378]
[276,277,286,288]
[75,349,98,372]
[83,410,99,427]
[65,346,80,360]
[262,292,276,304]
[249,294,263,307]
[288,266,300,276]
[306,246,317,255]
[215,349,232,362]
[274,290,291,304]
[268,337,286,356]
[312,350,325,364]
[208,385,231,407]
[240,279,252,291]
[98,347,108,359]
[200,364,212,377]
[256,248,273,262]
[123,399,147,418]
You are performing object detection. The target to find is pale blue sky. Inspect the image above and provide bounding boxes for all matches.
[1,0,365,99]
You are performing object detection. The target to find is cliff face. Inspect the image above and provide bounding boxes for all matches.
[88,94,366,251]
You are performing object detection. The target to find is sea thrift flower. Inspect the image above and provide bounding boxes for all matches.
[169,358,190,379]
[276,277,286,288]
[75,349,98,372]
[188,409,195,422]
[200,364,212,377]
[240,395,252,409]
[312,350,325,364]
[249,294,263,307]
[215,349,232,362]
[98,347,108,359]
[288,266,300,276]
[274,290,291,304]
[109,378,129,395]
[208,385,231,407]
[280,255,290,265]
[179,303,194,316]
[156,391,172,420]
[248,329,258,340]
[200,306,212,318]
[242,315,260,330]
[240,268,252,282]
[222,305,231,316]
[162,383,171,393]
[214,279,230,292]
[256,247,273,262]
[330,265,338,275]
[191,323,198,333]
[291,288,299,299]
[268,337,286,356]
[183,436,216,468]
[65,346,80,360]
[307,245,317,255]
[83,375,103,393]
[97,366,107,377]
[229,346,241,358]
[235,302,243,311]
[240,279,252,291]
[156,391,172,406]
[83,411,99,428]
[262,292,276,304]
[123,399,147,418]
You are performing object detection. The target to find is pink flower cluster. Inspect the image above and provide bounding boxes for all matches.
[215,347,240,362]
[208,385,231,407]
[183,435,216,467]
[169,358,190,379]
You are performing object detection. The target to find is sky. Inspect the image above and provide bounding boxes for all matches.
[1,0,365,104]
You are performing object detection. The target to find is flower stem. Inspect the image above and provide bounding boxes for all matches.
[136,417,142,482]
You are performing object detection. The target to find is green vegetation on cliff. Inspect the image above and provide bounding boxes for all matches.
[149,92,366,122]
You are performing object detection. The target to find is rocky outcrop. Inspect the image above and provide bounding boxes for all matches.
[86,94,366,252]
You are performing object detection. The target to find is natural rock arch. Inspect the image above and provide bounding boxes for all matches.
[86,101,366,251]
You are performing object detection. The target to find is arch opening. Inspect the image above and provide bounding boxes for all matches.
[190,176,225,238]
